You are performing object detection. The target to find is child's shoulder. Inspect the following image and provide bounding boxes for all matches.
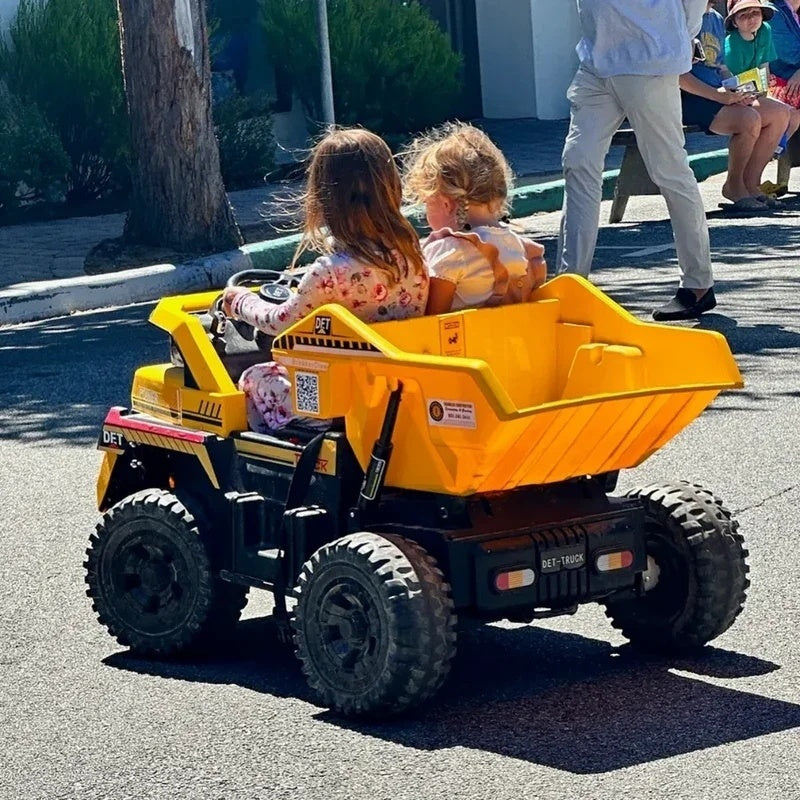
[423,231,475,260]
[424,228,478,250]
[313,249,375,271]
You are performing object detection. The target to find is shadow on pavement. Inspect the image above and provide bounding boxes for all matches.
[104,617,800,774]
[0,305,161,446]
[695,312,800,355]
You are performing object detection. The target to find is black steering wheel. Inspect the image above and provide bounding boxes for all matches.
[209,268,299,321]
[226,268,301,303]
[207,268,302,352]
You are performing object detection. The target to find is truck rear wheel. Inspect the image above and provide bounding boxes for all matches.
[604,482,749,653]
[85,489,248,657]
[292,532,457,718]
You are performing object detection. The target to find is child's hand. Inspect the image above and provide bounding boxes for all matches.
[222,286,249,317]
[522,239,547,288]
[717,87,754,106]
[787,69,800,101]
[529,256,547,288]
[735,92,758,106]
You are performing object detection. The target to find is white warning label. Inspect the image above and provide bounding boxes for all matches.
[426,398,476,429]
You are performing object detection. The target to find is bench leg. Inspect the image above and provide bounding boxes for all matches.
[609,144,659,224]
[777,153,791,187]
[609,185,629,224]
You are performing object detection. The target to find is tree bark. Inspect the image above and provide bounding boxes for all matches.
[116,0,242,252]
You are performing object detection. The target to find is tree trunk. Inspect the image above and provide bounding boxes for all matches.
[117,0,242,252]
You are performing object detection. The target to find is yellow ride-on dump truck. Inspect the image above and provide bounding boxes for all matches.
[85,272,748,718]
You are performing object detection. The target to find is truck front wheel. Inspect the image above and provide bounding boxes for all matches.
[85,488,247,657]
[292,532,457,718]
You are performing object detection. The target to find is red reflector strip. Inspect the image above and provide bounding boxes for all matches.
[104,407,207,444]
[495,568,535,591]
[596,551,634,572]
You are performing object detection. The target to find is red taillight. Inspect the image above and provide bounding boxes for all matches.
[494,568,536,591]
[595,551,634,572]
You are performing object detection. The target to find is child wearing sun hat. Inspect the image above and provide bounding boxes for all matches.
[724,0,777,79]
[725,0,800,198]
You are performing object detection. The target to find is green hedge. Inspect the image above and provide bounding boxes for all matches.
[214,93,277,189]
[260,0,462,134]
[0,83,70,215]
[0,0,129,205]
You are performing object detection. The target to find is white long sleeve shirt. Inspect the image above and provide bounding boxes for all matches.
[575,0,708,77]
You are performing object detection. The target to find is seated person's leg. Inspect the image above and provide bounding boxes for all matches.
[755,96,792,141]
[709,105,761,204]
[239,362,332,434]
[790,108,800,140]
[743,97,790,197]
[680,90,723,135]
[239,362,294,433]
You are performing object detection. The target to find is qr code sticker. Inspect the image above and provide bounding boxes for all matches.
[294,371,320,415]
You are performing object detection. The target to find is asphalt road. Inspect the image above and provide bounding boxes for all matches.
[2,172,800,800]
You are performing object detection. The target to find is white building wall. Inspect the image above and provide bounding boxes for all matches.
[530,0,580,119]
[475,0,537,119]
[477,0,581,120]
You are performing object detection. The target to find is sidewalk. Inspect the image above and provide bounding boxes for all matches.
[0,118,726,290]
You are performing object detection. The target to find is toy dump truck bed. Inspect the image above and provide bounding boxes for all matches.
[270,276,742,495]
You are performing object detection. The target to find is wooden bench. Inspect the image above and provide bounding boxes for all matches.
[609,125,703,224]
[776,132,800,186]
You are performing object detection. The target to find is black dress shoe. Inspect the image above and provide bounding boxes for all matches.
[652,287,716,322]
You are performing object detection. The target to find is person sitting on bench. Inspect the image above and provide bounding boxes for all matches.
[681,0,791,210]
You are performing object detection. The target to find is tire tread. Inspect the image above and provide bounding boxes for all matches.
[605,482,749,653]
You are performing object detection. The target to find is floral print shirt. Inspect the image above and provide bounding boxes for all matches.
[230,251,429,335]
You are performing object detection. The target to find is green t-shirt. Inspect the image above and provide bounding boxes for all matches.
[724,22,777,75]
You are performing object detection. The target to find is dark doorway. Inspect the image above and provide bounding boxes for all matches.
[420,0,483,118]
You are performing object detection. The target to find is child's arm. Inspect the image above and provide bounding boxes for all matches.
[422,237,466,315]
[223,257,337,335]
[763,22,777,81]
[426,279,457,315]
[679,71,754,104]
[521,237,547,288]
[722,32,739,79]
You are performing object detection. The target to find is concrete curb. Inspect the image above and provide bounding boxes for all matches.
[0,149,729,327]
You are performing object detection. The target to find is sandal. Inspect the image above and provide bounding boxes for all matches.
[754,193,783,208]
[718,196,768,214]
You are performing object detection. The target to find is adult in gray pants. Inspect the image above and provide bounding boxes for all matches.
[557,0,716,321]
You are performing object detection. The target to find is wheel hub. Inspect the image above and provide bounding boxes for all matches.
[116,538,185,617]
[338,611,368,646]
[140,559,173,593]
[319,582,379,671]
[641,530,690,620]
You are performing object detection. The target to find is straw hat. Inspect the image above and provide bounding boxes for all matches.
[725,0,776,31]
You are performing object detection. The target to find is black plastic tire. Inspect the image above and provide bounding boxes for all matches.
[292,532,457,718]
[85,489,248,657]
[604,482,749,653]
